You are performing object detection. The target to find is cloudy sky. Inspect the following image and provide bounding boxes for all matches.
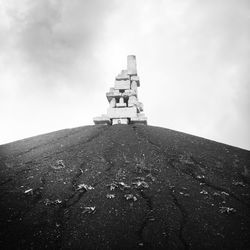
[0,0,249,150]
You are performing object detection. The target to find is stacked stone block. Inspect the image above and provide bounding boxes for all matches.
[93,55,147,125]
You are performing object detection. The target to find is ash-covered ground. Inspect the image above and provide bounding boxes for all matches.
[0,125,250,249]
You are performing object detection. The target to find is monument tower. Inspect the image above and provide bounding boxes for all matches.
[93,55,147,125]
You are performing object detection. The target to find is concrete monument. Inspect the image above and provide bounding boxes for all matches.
[93,55,147,125]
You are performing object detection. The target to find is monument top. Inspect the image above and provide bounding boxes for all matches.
[127,55,137,76]
[93,55,147,125]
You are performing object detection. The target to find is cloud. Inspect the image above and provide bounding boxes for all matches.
[0,0,116,91]
[0,0,249,149]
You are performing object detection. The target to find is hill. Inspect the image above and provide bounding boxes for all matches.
[0,125,250,249]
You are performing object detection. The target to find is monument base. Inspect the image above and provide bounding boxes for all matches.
[93,115,111,125]
[112,118,129,125]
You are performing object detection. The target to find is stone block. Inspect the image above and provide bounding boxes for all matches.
[127,55,137,75]
[116,70,130,80]
[106,92,121,102]
[128,95,137,107]
[112,118,129,125]
[131,76,140,87]
[131,76,139,81]
[114,80,130,90]
[131,81,138,91]
[130,114,147,125]
[107,107,137,118]
[93,115,111,125]
[116,103,127,107]
[123,89,137,98]
[109,98,116,108]
[137,102,144,112]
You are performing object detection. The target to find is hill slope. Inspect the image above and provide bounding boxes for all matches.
[0,125,250,249]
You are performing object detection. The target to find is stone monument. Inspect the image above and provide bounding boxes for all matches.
[93,55,147,125]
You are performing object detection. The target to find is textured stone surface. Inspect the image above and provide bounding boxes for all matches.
[93,115,111,125]
[112,118,129,124]
[131,75,140,87]
[127,55,137,75]
[128,95,137,107]
[109,98,116,108]
[107,107,137,118]
[116,70,130,81]
[114,80,131,90]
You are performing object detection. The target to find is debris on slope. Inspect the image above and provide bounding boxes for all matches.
[51,160,66,170]
[0,124,249,250]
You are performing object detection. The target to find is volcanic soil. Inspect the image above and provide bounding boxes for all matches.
[0,124,250,250]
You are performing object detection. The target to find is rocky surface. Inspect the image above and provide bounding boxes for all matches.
[0,125,249,249]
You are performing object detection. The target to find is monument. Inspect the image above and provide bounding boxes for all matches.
[93,55,147,125]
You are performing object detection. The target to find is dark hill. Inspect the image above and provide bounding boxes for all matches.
[0,125,250,250]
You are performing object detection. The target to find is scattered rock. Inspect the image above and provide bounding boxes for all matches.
[44,198,62,206]
[51,160,66,170]
[106,183,118,191]
[232,181,245,187]
[200,190,208,195]
[118,181,131,189]
[124,194,137,201]
[76,183,94,191]
[179,191,190,197]
[132,180,149,188]
[106,194,115,199]
[219,206,236,214]
[197,175,205,180]
[146,173,156,182]
[24,188,33,194]
[213,192,220,196]
[82,206,96,214]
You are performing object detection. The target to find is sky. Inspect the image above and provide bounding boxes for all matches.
[0,0,249,150]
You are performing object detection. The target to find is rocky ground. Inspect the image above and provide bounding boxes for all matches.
[0,124,249,249]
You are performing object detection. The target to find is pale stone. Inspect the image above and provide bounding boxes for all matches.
[116,103,127,108]
[131,76,139,81]
[128,95,137,107]
[112,118,129,125]
[106,92,121,102]
[93,115,111,125]
[131,76,140,87]
[109,98,116,108]
[124,89,136,95]
[130,113,147,124]
[130,117,147,125]
[136,102,144,112]
[131,81,138,91]
[127,55,137,75]
[107,107,137,118]
[114,80,130,90]
[116,70,130,80]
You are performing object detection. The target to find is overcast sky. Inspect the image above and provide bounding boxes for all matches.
[0,0,249,150]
